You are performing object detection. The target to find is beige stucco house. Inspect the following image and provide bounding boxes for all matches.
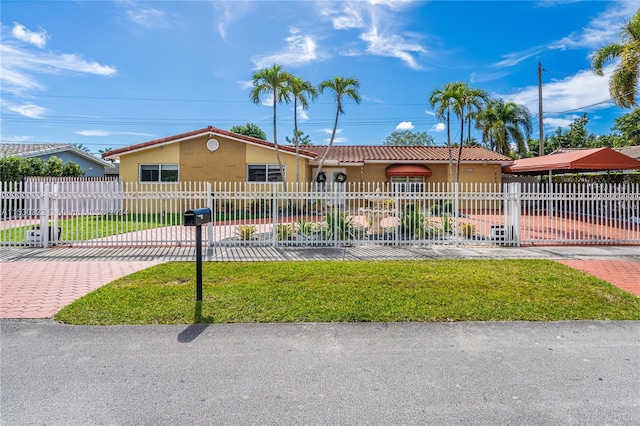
[103,126,513,188]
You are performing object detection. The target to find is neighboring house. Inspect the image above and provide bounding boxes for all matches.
[0,143,114,177]
[616,146,640,161]
[102,126,513,187]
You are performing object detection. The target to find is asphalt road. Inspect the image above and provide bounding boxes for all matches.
[1,320,639,425]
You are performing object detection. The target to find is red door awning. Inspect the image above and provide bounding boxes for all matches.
[385,164,432,177]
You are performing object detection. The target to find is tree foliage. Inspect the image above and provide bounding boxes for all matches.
[384,130,434,146]
[230,123,267,140]
[286,130,312,146]
[250,64,293,189]
[0,155,85,182]
[591,9,640,108]
[612,107,640,145]
[314,76,361,181]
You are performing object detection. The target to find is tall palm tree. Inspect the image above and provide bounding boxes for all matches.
[451,84,487,183]
[591,9,640,109]
[475,99,501,151]
[288,75,318,185]
[250,64,292,189]
[429,82,465,184]
[479,99,532,157]
[315,77,361,182]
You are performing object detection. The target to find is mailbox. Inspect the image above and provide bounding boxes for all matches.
[184,207,212,226]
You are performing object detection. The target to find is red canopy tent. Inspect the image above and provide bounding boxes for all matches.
[503,148,640,175]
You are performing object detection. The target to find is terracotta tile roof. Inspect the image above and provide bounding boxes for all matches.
[103,126,317,159]
[301,145,513,163]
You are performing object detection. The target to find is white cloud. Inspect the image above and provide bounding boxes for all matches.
[360,26,426,70]
[296,105,310,121]
[424,110,435,116]
[76,130,111,137]
[317,0,426,69]
[494,46,547,68]
[430,123,445,132]
[214,0,250,40]
[544,115,582,130]
[252,27,320,69]
[8,103,47,119]
[320,128,347,143]
[503,64,616,116]
[238,80,253,90]
[470,70,513,83]
[126,9,169,29]
[395,121,414,131]
[0,38,117,96]
[11,23,48,48]
[551,1,638,50]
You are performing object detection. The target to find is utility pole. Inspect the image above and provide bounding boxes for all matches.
[538,62,544,156]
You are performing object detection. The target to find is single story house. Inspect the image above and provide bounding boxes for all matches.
[103,126,513,188]
[0,143,114,177]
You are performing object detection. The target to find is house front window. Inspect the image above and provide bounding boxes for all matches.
[247,164,284,182]
[391,176,425,193]
[139,164,179,182]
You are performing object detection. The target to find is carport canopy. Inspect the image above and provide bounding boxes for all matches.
[502,147,640,175]
[385,164,432,177]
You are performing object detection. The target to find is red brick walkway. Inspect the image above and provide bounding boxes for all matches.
[556,259,640,297]
[0,261,162,318]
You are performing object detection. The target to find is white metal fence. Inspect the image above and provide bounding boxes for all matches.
[1,181,638,248]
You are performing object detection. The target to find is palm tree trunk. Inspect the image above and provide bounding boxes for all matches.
[314,107,340,184]
[294,98,300,186]
[456,110,465,184]
[272,92,287,192]
[446,108,453,185]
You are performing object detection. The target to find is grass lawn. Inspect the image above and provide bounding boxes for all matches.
[55,259,640,325]
[0,213,179,242]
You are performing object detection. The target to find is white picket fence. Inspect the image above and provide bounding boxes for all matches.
[1,181,638,248]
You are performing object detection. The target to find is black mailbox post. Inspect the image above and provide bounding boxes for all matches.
[184,207,212,301]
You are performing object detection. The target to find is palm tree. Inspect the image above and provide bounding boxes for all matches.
[250,64,293,189]
[429,82,465,184]
[288,75,318,185]
[475,99,501,151]
[478,99,532,157]
[315,77,361,182]
[451,84,487,182]
[591,9,640,108]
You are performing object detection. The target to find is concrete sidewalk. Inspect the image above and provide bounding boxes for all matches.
[1,245,639,319]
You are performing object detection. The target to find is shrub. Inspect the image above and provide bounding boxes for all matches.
[236,225,256,241]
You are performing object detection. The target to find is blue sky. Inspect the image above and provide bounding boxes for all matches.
[1,0,638,155]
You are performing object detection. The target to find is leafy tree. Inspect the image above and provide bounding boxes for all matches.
[286,130,312,146]
[315,77,361,182]
[288,75,318,184]
[0,156,84,181]
[0,156,22,182]
[45,156,64,177]
[612,107,640,145]
[250,64,293,189]
[429,82,464,184]
[545,114,601,152]
[384,130,434,146]
[62,161,85,177]
[591,9,640,108]
[476,98,532,157]
[230,123,267,140]
[21,157,46,177]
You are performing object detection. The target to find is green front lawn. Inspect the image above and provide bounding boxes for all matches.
[54,260,640,325]
[0,213,181,242]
